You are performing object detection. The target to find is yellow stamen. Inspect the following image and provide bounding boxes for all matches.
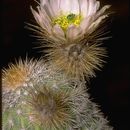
[53,13,82,30]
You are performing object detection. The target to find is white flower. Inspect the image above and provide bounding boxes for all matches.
[31,0,110,42]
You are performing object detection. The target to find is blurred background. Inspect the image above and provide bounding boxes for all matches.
[1,0,129,130]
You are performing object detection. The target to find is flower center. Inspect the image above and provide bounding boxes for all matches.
[53,13,82,31]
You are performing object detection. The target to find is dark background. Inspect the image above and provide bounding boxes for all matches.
[1,0,129,130]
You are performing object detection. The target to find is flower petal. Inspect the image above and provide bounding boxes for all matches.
[66,25,82,40]
[89,0,100,15]
[88,15,108,33]
[40,6,51,23]
[80,16,93,33]
[41,1,55,18]
[53,24,65,40]
[31,7,42,24]
[70,0,79,14]
[94,1,100,11]
[87,0,97,16]
[59,0,71,13]
[38,8,52,33]
[31,7,46,29]
[49,0,60,16]
[40,0,48,6]
[31,7,52,33]
[96,5,111,18]
[79,0,89,17]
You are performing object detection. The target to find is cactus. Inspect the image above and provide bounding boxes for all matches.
[3,79,113,130]
[2,0,114,130]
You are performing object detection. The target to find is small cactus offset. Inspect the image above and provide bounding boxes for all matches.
[2,0,114,130]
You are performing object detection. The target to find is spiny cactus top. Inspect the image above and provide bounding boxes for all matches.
[30,0,110,80]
